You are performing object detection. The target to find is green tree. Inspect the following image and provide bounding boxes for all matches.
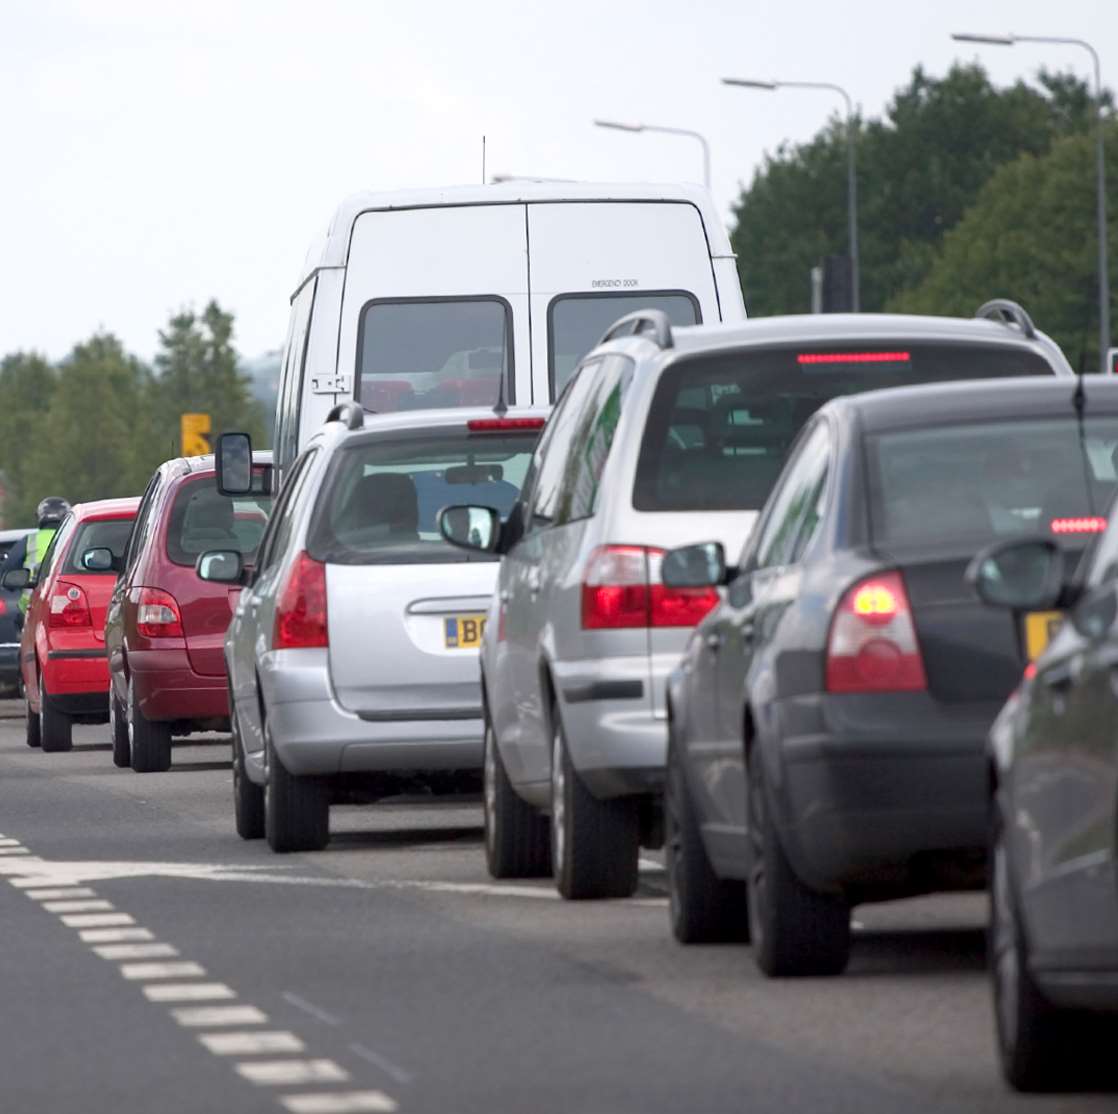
[890,124,1118,373]
[0,352,56,525]
[731,63,1108,316]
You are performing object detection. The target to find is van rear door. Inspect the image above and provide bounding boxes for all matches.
[526,202,720,401]
[336,205,531,411]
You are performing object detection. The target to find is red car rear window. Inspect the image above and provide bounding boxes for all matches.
[165,475,274,567]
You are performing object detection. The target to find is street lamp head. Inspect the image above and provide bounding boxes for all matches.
[951,32,1016,45]
[593,119,643,133]
[721,77,777,90]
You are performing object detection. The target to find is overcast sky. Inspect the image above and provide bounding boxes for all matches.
[2,0,1113,362]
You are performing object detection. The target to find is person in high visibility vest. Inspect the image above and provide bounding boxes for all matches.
[19,496,70,613]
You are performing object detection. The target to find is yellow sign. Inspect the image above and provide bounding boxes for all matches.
[1024,610,1063,661]
[181,413,212,457]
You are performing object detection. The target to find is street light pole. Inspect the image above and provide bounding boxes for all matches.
[722,78,860,311]
[953,32,1109,370]
[593,119,712,189]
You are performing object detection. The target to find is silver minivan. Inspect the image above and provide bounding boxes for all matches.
[441,301,1075,900]
[204,404,546,852]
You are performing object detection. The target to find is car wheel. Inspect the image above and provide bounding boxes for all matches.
[24,690,41,749]
[666,728,748,944]
[483,710,550,878]
[264,727,328,853]
[746,744,849,977]
[230,696,264,841]
[127,675,171,773]
[39,678,73,753]
[109,685,129,768]
[550,705,639,900]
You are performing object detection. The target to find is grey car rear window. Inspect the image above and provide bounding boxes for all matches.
[633,342,1053,512]
[63,518,134,575]
[307,429,540,565]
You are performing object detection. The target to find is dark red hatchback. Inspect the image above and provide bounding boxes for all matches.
[104,453,273,772]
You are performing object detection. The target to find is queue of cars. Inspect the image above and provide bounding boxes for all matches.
[6,177,1116,1094]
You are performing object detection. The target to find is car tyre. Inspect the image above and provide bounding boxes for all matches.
[24,690,41,749]
[265,727,328,853]
[128,675,172,773]
[483,710,550,878]
[39,679,73,753]
[230,696,265,841]
[109,685,129,768]
[666,727,748,943]
[747,744,849,976]
[550,705,639,900]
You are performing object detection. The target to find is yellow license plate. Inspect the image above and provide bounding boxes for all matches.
[1024,610,1064,661]
[444,614,487,649]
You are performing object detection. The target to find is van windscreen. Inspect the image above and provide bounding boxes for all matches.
[357,298,511,412]
[550,292,699,395]
[633,342,1053,512]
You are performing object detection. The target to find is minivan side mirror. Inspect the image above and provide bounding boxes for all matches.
[216,432,253,497]
[437,505,502,554]
[196,549,245,584]
[662,542,730,589]
[967,537,1066,611]
[1,567,30,591]
[81,547,118,573]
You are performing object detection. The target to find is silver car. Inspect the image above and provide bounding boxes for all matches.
[203,404,547,852]
[441,301,1075,901]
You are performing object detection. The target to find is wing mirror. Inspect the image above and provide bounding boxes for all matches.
[196,549,245,584]
[81,547,118,573]
[437,505,502,554]
[967,537,1067,611]
[216,432,253,497]
[661,542,731,589]
[1,567,30,591]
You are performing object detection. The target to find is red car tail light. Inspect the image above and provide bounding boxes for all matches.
[581,546,719,630]
[49,582,92,629]
[825,571,927,693]
[135,587,184,638]
[274,552,328,649]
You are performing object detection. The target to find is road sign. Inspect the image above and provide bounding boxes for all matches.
[181,413,211,457]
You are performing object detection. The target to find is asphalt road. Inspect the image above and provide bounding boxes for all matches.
[0,704,1113,1114]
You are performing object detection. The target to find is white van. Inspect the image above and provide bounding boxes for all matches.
[272,182,746,468]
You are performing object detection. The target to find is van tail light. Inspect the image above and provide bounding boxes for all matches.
[274,552,328,650]
[134,587,183,638]
[825,571,926,693]
[581,546,719,630]
[49,582,92,629]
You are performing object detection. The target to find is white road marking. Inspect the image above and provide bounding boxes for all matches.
[0,847,31,855]
[94,943,180,960]
[79,927,154,943]
[198,1031,305,1055]
[283,991,342,1027]
[120,961,207,980]
[142,982,237,1003]
[60,912,135,928]
[43,899,116,914]
[0,838,23,846]
[0,857,43,872]
[347,1043,413,1086]
[25,887,97,900]
[172,1005,269,1028]
[236,1059,349,1085]
[9,875,77,888]
[280,1093,398,1114]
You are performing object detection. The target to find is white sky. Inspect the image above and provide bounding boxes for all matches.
[1,0,1113,362]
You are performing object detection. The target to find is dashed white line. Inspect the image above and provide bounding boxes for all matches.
[59,912,135,928]
[43,899,116,914]
[25,887,98,900]
[172,1005,270,1028]
[0,847,32,855]
[199,1031,305,1056]
[142,982,237,1003]
[120,960,207,981]
[347,1043,413,1086]
[0,838,23,847]
[280,1093,398,1114]
[236,1059,350,1086]
[94,943,180,960]
[79,927,154,943]
[283,991,342,1027]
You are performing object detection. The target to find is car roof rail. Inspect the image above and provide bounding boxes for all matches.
[325,402,366,430]
[598,308,674,350]
[975,299,1037,340]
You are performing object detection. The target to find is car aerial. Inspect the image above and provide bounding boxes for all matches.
[661,374,1116,980]
[1,500,138,750]
[440,299,1073,902]
[208,404,547,852]
[968,383,1118,1091]
[103,453,273,772]
[0,528,33,695]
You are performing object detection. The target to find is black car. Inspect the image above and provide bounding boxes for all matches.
[661,376,1118,978]
[971,518,1118,1090]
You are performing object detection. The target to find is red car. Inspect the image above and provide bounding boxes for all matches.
[14,498,140,752]
[104,453,273,772]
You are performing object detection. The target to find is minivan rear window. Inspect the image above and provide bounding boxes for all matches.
[307,430,539,565]
[356,298,511,412]
[867,416,1118,549]
[166,475,274,567]
[549,291,699,395]
[64,518,134,575]
[633,342,1053,512]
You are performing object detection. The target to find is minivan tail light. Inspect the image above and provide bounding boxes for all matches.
[274,552,328,650]
[49,582,92,629]
[581,546,718,630]
[825,571,926,693]
[134,587,184,638]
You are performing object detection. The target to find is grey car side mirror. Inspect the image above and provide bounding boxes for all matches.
[662,542,728,589]
[81,547,116,572]
[196,549,245,584]
[2,567,31,591]
[216,432,253,496]
[967,537,1065,611]
[438,505,501,554]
